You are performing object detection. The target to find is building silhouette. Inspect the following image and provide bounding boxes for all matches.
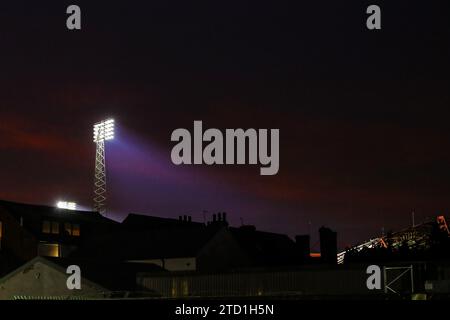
[1,199,450,299]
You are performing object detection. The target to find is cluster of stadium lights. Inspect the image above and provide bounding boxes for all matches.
[93,119,115,142]
[56,201,77,210]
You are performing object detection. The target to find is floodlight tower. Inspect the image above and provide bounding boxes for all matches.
[93,119,115,215]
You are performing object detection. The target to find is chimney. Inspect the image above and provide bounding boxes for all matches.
[213,214,217,222]
[319,226,337,265]
[178,216,183,221]
[188,216,192,222]
[295,235,310,262]
[223,212,227,222]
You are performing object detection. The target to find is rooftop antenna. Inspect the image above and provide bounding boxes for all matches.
[93,118,115,215]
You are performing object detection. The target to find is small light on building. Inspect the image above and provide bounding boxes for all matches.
[56,201,77,211]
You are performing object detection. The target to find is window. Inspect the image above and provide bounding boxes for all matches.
[51,221,59,234]
[42,220,51,233]
[38,243,60,257]
[64,223,80,237]
[64,222,72,235]
[42,221,60,234]
[72,224,80,236]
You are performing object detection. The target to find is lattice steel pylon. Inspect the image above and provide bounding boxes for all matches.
[93,119,115,215]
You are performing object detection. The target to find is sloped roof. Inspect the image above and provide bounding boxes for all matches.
[47,257,165,291]
[0,256,165,292]
[0,199,118,237]
[229,226,299,266]
[74,225,224,260]
[0,256,107,292]
[0,199,113,224]
[122,213,204,230]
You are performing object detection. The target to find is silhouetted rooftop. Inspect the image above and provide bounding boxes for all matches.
[122,213,204,230]
[73,224,224,260]
[230,226,299,266]
[0,200,114,223]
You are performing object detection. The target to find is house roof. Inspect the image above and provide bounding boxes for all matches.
[0,200,113,224]
[0,199,118,237]
[122,213,204,230]
[74,224,224,260]
[0,256,165,292]
[46,257,166,291]
[0,256,107,292]
[229,226,299,266]
[78,212,299,265]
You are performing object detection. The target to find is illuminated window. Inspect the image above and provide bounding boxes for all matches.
[42,221,51,233]
[43,221,60,234]
[72,224,80,237]
[51,221,60,234]
[63,223,80,237]
[64,223,72,235]
[38,243,60,257]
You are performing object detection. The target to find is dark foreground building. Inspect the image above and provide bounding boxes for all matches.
[0,256,164,299]
[75,213,304,272]
[0,200,119,276]
[1,199,449,300]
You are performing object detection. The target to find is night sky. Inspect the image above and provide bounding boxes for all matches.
[1,1,450,248]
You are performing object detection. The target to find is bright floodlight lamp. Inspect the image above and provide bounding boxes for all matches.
[56,201,77,210]
[93,119,115,142]
[93,118,115,215]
